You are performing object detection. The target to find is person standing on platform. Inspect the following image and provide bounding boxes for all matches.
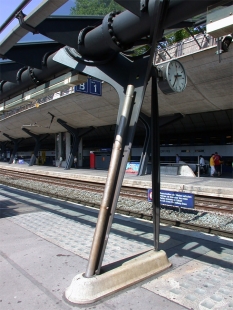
[210,154,215,176]
[74,156,78,168]
[176,154,180,163]
[58,156,63,168]
[199,155,206,174]
[213,152,222,176]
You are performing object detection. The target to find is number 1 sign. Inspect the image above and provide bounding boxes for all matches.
[75,78,102,96]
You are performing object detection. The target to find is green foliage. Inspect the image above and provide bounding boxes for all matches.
[124,45,151,58]
[70,0,123,16]
[165,26,206,45]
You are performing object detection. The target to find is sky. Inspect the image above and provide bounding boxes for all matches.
[0,0,75,42]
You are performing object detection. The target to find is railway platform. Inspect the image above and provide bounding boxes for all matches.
[0,161,232,199]
[0,183,232,310]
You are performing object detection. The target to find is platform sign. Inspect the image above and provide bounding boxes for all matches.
[147,189,194,209]
[75,78,102,96]
[89,79,102,96]
[75,81,88,93]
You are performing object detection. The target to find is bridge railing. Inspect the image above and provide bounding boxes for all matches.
[154,33,217,64]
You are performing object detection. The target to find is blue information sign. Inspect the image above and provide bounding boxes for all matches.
[75,78,102,96]
[147,189,194,209]
[75,81,88,93]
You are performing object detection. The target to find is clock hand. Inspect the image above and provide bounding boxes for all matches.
[173,76,177,87]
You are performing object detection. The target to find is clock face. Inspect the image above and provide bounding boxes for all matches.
[166,60,187,92]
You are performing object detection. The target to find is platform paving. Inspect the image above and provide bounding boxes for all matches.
[0,184,233,310]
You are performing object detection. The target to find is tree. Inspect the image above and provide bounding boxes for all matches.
[70,0,123,16]
[165,26,206,45]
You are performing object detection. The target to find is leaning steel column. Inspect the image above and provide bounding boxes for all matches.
[138,112,185,176]
[2,134,23,164]
[0,141,8,161]
[57,118,94,170]
[138,113,151,176]
[22,128,49,166]
[85,85,135,278]
[151,70,160,250]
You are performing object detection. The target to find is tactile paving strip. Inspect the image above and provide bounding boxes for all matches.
[8,211,152,265]
[143,258,233,310]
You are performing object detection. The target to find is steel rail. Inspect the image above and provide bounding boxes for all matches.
[1,175,232,240]
[0,168,233,214]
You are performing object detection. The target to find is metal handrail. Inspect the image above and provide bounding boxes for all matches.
[0,0,31,33]
[155,32,217,64]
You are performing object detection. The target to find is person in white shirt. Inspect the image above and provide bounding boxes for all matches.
[199,155,206,174]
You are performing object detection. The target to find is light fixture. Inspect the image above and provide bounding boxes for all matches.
[221,35,232,52]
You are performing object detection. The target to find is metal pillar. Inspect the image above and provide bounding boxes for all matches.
[2,134,23,164]
[138,112,184,176]
[54,0,169,277]
[21,128,49,166]
[138,113,152,176]
[151,71,160,250]
[85,85,135,277]
[0,141,8,161]
[57,119,94,170]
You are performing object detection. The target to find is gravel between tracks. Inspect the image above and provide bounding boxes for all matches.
[1,175,233,233]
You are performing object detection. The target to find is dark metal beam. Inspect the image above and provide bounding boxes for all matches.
[0,61,23,83]
[151,70,160,251]
[57,118,94,170]
[4,42,64,69]
[35,16,103,48]
[21,128,49,166]
[0,51,71,101]
[0,141,8,161]
[2,133,24,164]
[0,0,220,102]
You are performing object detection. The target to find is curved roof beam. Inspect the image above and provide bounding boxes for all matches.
[0,0,68,56]
[3,41,64,69]
[35,16,103,48]
[0,0,222,102]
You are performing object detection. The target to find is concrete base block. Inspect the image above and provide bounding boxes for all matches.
[65,249,171,304]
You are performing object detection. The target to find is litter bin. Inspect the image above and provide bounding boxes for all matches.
[90,152,96,169]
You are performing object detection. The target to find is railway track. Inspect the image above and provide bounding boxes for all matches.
[0,168,233,239]
[1,169,233,214]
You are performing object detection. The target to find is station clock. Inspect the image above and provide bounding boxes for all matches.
[157,60,187,94]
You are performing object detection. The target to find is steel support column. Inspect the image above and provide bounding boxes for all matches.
[151,71,160,250]
[21,128,49,166]
[0,141,8,161]
[54,0,168,277]
[138,113,152,176]
[86,85,135,277]
[2,134,23,164]
[57,119,94,170]
[138,112,185,176]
